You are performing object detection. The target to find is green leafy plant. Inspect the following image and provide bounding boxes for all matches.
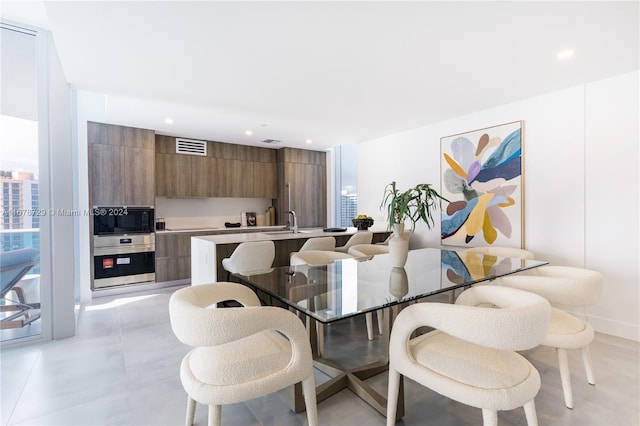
[380,181,449,231]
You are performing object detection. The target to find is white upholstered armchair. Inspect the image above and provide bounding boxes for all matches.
[495,265,603,409]
[221,240,275,280]
[169,283,317,426]
[387,286,551,426]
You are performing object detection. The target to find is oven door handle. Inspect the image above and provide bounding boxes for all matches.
[94,245,155,256]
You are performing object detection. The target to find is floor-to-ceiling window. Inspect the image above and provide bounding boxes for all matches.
[0,23,42,341]
[334,145,358,228]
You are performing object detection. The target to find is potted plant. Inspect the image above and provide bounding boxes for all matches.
[380,181,448,266]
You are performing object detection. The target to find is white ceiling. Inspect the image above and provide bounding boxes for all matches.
[2,1,638,150]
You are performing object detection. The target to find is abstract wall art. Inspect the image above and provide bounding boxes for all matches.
[440,121,524,248]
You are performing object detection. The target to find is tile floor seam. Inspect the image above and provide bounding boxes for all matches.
[3,349,41,426]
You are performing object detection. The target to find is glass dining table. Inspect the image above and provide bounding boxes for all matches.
[232,247,548,419]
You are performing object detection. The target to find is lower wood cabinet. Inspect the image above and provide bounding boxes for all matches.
[155,233,191,282]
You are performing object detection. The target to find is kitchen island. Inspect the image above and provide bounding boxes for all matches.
[191,227,391,284]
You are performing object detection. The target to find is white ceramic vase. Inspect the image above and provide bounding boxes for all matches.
[388,267,408,300]
[388,223,409,268]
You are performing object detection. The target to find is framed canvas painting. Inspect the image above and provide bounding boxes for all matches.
[440,121,524,248]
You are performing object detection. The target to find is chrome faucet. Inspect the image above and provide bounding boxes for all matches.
[287,210,298,233]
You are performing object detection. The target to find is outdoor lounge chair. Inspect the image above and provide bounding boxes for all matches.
[1,248,40,329]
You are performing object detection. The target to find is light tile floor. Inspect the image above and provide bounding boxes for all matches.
[1,286,639,425]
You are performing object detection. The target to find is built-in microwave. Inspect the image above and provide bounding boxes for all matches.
[93,206,154,235]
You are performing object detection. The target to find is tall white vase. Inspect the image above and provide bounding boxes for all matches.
[389,223,409,268]
[388,267,408,300]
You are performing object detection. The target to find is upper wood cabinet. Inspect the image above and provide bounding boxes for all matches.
[155,135,278,199]
[88,122,155,206]
[276,147,327,228]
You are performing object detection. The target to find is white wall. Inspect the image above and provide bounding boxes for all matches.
[74,91,106,302]
[357,71,639,341]
[156,197,274,229]
[41,30,76,339]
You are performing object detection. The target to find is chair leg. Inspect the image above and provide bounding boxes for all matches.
[317,322,325,358]
[523,400,539,426]
[386,368,401,426]
[186,396,196,426]
[581,345,596,385]
[556,348,574,409]
[208,404,221,426]
[481,409,498,426]
[365,312,374,340]
[302,374,318,426]
[376,310,384,335]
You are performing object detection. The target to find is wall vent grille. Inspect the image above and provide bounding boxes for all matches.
[176,138,207,156]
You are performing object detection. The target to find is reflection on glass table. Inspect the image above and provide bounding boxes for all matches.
[236,247,547,324]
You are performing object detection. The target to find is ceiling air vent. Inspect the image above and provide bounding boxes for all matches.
[261,139,281,144]
[176,138,207,156]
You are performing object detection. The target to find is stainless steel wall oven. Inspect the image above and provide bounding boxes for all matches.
[92,207,155,289]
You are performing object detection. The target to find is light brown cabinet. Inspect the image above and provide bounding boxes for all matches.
[154,135,277,199]
[253,162,278,198]
[88,121,155,206]
[155,152,191,197]
[276,147,327,228]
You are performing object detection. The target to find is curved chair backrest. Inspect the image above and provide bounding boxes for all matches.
[170,283,262,346]
[348,244,389,258]
[454,285,551,351]
[464,246,535,260]
[299,237,336,252]
[335,232,373,253]
[290,250,353,266]
[391,285,550,352]
[497,266,603,307]
[223,241,275,274]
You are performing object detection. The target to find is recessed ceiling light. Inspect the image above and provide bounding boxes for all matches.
[557,49,575,60]
[306,139,313,144]
[245,130,253,136]
[164,118,174,124]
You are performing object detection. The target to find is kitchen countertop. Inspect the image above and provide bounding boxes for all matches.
[190,226,390,285]
[155,225,287,234]
[192,227,388,245]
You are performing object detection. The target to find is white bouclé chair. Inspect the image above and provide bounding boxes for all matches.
[348,243,389,259]
[298,236,336,252]
[495,265,604,409]
[387,286,551,426]
[169,283,318,426]
[290,250,352,266]
[335,232,373,253]
[221,241,275,279]
[347,243,390,340]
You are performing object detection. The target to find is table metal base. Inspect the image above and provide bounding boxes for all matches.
[289,307,405,420]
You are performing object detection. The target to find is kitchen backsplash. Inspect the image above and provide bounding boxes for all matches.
[155,197,275,229]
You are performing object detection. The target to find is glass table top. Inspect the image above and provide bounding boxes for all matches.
[234,247,548,324]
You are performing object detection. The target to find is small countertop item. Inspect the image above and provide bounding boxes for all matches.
[323,227,347,232]
[225,222,241,228]
[266,206,275,226]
